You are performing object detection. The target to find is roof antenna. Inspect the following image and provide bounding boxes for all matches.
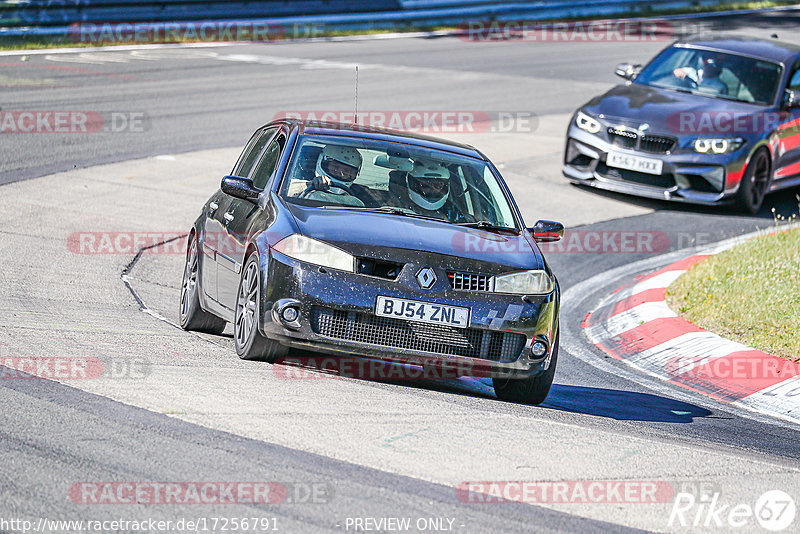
[354,65,359,126]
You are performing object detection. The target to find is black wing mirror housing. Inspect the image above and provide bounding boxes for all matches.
[786,89,800,109]
[221,175,260,201]
[614,62,641,80]
[529,220,565,243]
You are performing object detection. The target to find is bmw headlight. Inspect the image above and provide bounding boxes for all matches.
[575,111,602,134]
[693,138,744,154]
[494,270,554,295]
[273,234,355,272]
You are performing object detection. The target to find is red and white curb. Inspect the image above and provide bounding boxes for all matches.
[582,233,800,425]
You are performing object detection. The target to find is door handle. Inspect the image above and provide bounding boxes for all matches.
[223,212,234,223]
[209,202,219,215]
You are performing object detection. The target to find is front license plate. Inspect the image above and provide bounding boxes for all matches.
[607,151,663,175]
[375,296,470,329]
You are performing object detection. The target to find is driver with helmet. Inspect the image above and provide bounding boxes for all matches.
[404,159,464,221]
[304,144,368,207]
[673,54,728,95]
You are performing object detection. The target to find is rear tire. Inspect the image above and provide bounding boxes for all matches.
[735,148,771,215]
[179,235,227,335]
[234,252,284,362]
[493,330,559,406]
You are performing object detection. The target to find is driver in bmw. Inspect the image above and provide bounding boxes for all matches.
[673,55,728,96]
[305,145,369,207]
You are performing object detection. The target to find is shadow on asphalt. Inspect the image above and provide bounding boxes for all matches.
[542,384,713,423]
[569,182,800,220]
[271,354,713,423]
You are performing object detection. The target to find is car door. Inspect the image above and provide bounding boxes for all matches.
[202,126,276,303]
[217,130,287,311]
[774,60,800,181]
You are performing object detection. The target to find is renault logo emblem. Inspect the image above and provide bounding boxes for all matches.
[416,267,436,289]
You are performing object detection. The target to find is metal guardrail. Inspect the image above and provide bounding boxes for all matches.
[0,0,752,38]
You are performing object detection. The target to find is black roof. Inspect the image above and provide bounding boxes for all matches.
[270,119,485,160]
[677,36,800,64]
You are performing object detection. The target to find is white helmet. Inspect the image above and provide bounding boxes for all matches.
[316,145,362,188]
[406,159,450,211]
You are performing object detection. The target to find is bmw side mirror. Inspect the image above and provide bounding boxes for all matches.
[221,175,260,201]
[614,62,641,80]
[530,220,564,243]
[785,89,800,109]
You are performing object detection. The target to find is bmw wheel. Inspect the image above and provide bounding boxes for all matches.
[234,252,284,362]
[735,148,771,215]
[179,235,227,334]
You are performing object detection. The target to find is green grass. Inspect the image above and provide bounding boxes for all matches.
[0,0,797,50]
[667,226,800,361]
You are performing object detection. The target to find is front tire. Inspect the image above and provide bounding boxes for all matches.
[735,148,771,215]
[493,330,559,405]
[179,235,227,335]
[234,252,284,362]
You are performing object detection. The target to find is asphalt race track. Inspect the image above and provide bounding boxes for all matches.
[1,8,800,534]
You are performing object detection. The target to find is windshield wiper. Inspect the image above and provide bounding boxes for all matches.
[456,221,520,234]
[322,205,445,222]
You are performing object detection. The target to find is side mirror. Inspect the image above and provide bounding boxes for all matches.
[529,220,565,243]
[221,175,260,201]
[786,89,800,109]
[614,62,641,80]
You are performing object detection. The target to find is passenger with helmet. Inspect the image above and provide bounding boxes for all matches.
[673,54,728,96]
[404,159,466,222]
[303,144,369,207]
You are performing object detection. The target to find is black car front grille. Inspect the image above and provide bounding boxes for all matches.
[449,272,493,292]
[597,162,675,189]
[607,127,637,149]
[311,307,526,363]
[607,127,676,155]
[639,135,676,154]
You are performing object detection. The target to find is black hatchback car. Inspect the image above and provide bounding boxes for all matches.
[564,37,800,213]
[179,120,564,405]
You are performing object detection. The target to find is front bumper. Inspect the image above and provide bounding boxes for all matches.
[259,250,559,379]
[562,126,747,205]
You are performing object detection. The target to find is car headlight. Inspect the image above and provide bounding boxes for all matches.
[575,111,602,134]
[693,138,744,154]
[273,234,355,272]
[494,270,554,295]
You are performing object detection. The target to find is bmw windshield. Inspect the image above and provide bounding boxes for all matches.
[634,46,782,106]
[279,134,520,231]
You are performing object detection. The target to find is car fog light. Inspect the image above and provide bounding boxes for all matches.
[281,307,299,323]
[531,341,548,358]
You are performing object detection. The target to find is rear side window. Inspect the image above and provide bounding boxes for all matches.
[232,127,276,178]
[251,134,286,190]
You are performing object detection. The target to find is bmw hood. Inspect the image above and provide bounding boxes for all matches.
[582,82,771,137]
[285,203,543,271]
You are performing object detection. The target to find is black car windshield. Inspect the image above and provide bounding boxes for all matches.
[634,46,782,105]
[279,134,519,230]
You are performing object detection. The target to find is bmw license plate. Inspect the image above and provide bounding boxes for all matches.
[375,296,470,329]
[607,151,663,175]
